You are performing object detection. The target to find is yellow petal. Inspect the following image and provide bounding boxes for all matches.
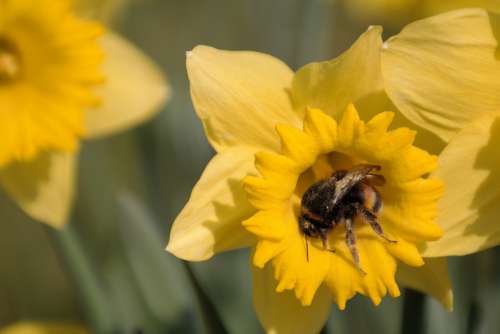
[186,45,297,152]
[167,147,257,261]
[336,104,364,149]
[386,237,424,267]
[0,152,77,228]
[84,32,169,138]
[276,124,319,170]
[423,112,500,256]
[254,151,300,180]
[382,8,500,141]
[303,107,338,153]
[252,264,331,334]
[242,210,287,241]
[291,26,384,120]
[0,322,88,334]
[397,257,453,311]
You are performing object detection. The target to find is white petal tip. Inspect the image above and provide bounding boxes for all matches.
[165,242,175,254]
[165,239,213,262]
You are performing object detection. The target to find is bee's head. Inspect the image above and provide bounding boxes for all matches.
[298,214,321,237]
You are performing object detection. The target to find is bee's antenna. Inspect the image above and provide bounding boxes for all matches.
[305,235,309,263]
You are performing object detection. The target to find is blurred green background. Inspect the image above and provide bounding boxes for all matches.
[1,0,500,333]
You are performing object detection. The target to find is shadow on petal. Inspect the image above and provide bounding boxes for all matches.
[0,153,51,200]
[0,152,76,227]
[202,178,256,255]
[467,118,500,244]
[488,12,500,59]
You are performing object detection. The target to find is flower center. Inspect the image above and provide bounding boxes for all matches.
[299,162,394,272]
[243,106,444,308]
[0,37,21,83]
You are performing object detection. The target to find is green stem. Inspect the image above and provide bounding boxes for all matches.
[466,300,481,334]
[183,261,229,334]
[319,324,329,334]
[401,288,426,334]
[47,226,114,333]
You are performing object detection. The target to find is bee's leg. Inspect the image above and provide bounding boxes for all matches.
[356,203,396,243]
[319,228,336,253]
[345,218,366,275]
[305,235,310,262]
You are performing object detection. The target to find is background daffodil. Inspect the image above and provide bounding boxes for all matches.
[338,0,500,27]
[169,7,500,333]
[0,0,169,228]
[0,322,87,334]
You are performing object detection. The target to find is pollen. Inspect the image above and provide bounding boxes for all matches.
[0,0,105,167]
[242,105,444,308]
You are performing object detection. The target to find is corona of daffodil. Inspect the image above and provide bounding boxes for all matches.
[0,0,168,227]
[168,8,500,334]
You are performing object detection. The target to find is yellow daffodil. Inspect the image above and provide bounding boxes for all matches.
[0,322,87,334]
[0,0,168,227]
[341,0,500,26]
[168,8,500,333]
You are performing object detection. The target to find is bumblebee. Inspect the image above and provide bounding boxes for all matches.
[299,164,395,273]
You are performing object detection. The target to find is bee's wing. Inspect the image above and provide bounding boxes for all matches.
[331,164,380,205]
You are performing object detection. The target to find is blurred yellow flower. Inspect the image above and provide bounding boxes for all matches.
[342,0,500,26]
[0,322,87,334]
[0,0,103,166]
[0,0,169,227]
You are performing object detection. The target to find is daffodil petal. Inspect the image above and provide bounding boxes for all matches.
[252,264,331,334]
[397,257,453,311]
[166,147,257,261]
[423,112,500,256]
[84,32,169,138]
[291,26,384,120]
[186,45,297,152]
[382,8,500,141]
[0,322,88,334]
[0,152,77,228]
